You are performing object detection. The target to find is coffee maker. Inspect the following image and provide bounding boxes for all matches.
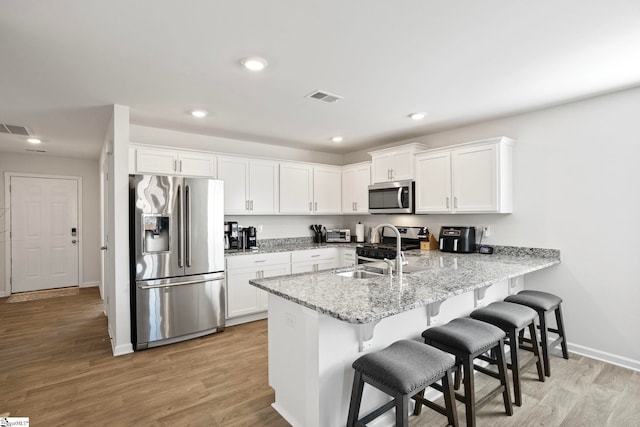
[224,221,239,250]
[244,226,257,249]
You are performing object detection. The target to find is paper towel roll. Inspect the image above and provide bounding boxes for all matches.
[355,222,365,243]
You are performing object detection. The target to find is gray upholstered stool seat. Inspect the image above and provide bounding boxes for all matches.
[347,340,459,426]
[471,302,545,406]
[421,318,512,427]
[505,290,569,377]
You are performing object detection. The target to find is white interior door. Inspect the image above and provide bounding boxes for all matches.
[10,177,79,293]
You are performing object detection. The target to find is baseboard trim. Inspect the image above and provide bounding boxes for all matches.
[568,342,640,372]
[108,323,134,356]
[80,281,99,288]
[226,311,268,327]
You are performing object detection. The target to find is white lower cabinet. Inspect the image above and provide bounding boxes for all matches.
[340,247,357,267]
[226,253,290,320]
[290,248,338,274]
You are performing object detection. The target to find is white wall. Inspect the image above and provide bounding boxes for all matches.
[130,124,344,166]
[0,152,101,296]
[344,87,640,369]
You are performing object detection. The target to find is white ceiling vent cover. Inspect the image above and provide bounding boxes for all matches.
[306,90,343,103]
[1,124,31,136]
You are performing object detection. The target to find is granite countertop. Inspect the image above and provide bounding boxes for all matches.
[249,246,561,324]
[224,237,360,257]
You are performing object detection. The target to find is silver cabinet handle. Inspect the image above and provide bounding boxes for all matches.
[245,200,249,210]
[309,201,312,211]
[446,197,450,209]
[250,200,254,210]
[314,201,318,211]
[254,259,267,263]
[179,160,183,172]
[311,254,320,258]
[174,159,178,172]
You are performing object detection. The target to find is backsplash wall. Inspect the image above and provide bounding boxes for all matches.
[223,215,347,240]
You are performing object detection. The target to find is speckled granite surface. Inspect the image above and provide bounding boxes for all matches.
[249,247,561,324]
[224,238,359,256]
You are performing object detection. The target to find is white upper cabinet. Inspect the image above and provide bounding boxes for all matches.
[313,166,342,214]
[342,162,370,214]
[279,163,313,214]
[130,144,217,177]
[369,143,428,183]
[218,155,279,215]
[415,137,514,214]
[415,151,452,213]
[279,162,341,214]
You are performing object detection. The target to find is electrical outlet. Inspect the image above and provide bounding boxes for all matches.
[481,225,491,238]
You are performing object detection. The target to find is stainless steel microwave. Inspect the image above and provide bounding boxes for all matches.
[368,180,415,214]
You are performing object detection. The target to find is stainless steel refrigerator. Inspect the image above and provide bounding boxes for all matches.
[129,174,225,350]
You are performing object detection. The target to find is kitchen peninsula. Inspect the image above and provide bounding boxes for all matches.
[249,246,560,427]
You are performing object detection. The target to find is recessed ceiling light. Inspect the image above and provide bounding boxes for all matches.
[190,110,208,118]
[409,112,427,120]
[331,136,344,143]
[241,56,268,71]
[27,138,42,144]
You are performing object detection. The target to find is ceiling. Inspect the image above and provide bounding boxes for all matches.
[1,1,639,159]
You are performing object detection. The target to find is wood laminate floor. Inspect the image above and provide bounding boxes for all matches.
[1,287,639,426]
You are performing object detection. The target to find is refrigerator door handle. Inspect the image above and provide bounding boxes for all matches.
[185,184,191,267]
[138,279,213,290]
[177,184,184,268]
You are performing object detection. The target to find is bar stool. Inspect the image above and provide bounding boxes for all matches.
[505,290,569,377]
[420,317,513,427]
[470,301,545,406]
[347,339,459,427]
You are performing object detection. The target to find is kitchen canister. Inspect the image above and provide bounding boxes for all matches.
[355,222,365,243]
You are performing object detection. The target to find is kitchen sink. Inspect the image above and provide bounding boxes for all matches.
[335,270,383,279]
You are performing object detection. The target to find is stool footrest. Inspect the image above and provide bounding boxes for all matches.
[413,392,449,417]
[359,400,395,425]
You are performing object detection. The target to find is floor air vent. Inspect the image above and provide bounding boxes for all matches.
[305,90,343,103]
[1,124,31,136]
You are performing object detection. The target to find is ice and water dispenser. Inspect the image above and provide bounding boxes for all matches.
[143,215,170,253]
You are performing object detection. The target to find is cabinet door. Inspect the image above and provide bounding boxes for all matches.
[313,167,342,214]
[134,147,178,174]
[390,150,414,181]
[452,145,497,212]
[258,264,291,310]
[290,260,316,274]
[178,152,217,177]
[342,164,370,214]
[226,266,260,318]
[371,153,393,183]
[249,159,279,214]
[280,163,313,214]
[415,152,452,213]
[341,248,357,267]
[219,156,249,214]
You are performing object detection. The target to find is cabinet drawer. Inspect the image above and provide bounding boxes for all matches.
[226,252,291,270]
[291,248,338,263]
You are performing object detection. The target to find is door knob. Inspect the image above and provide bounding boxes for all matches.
[72,240,77,244]
[100,246,108,250]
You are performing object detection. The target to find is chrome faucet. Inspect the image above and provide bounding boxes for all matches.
[373,224,406,278]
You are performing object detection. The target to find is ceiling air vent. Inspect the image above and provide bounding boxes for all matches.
[0,123,31,136]
[25,148,47,153]
[306,90,343,103]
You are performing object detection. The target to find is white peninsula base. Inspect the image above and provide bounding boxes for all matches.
[267,277,525,427]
